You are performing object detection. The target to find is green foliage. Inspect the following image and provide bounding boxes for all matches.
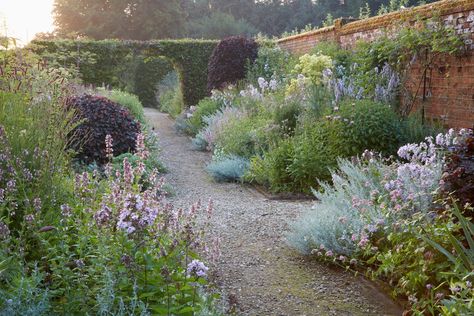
[187,98,224,136]
[97,89,145,124]
[0,268,51,316]
[158,85,184,118]
[247,99,404,193]
[311,41,353,70]
[246,139,294,193]
[246,45,296,84]
[354,17,465,113]
[133,57,174,108]
[53,0,186,40]
[0,59,77,222]
[31,39,218,106]
[206,154,250,182]
[187,11,258,40]
[293,53,333,86]
[336,99,404,156]
[215,114,276,159]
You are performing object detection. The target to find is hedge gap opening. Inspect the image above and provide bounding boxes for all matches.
[30,39,218,107]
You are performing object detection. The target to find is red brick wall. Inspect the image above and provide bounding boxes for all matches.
[277,0,474,129]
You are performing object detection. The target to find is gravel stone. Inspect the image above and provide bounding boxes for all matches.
[145,109,404,316]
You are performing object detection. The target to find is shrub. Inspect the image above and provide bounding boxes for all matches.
[186,97,224,136]
[247,99,404,193]
[197,106,247,151]
[67,95,141,164]
[441,130,474,209]
[158,85,184,118]
[311,40,353,70]
[215,115,275,158]
[246,139,294,192]
[206,155,250,182]
[335,99,404,156]
[31,39,218,106]
[293,54,333,86]
[133,56,174,108]
[246,45,296,84]
[287,158,388,255]
[207,36,258,92]
[97,89,145,124]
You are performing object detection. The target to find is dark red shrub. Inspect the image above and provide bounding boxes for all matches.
[441,132,474,209]
[207,36,258,92]
[67,95,141,164]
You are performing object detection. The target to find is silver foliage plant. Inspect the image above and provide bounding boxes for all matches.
[287,130,469,256]
[287,158,389,256]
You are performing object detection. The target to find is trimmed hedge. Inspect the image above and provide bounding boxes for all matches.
[134,57,173,108]
[30,39,218,106]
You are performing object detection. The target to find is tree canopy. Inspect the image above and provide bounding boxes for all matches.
[52,0,440,40]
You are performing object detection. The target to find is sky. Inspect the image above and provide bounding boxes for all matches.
[0,0,55,45]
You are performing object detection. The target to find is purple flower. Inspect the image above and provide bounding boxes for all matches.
[187,259,209,278]
[24,214,35,224]
[33,198,42,213]
[105,134,114,160]
[60,204,72,217]
[6,180,16,193]
[0,221,10,239]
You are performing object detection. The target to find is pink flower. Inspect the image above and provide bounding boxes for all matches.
[325,250,333,257]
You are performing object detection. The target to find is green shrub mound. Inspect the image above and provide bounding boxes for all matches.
[133,57,173,108]
[186,97,224,135]
[67,95,141,164]
[206,155,250,182]
[97,88,145,123]
[248,100,404,193]
[207,36,258,92]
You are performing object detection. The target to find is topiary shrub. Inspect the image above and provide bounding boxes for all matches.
[207,36,258,92]
[67,95,141,164]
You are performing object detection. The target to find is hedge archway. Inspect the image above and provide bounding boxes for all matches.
[31,39,218,106]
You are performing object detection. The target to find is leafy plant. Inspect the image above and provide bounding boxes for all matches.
[97,88,146,123]
[67,95,141,164]
[206,155,250,182]
[207,36,258,92]
[186,97,224,136]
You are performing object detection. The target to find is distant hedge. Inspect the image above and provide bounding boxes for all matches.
[134,57,173,108]
[30,39,218,106]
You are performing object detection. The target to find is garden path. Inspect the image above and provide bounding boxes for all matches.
[145,108,404,316]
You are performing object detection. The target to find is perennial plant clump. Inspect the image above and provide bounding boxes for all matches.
[288,129,474,314]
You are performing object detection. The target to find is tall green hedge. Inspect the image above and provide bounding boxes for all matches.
[134,57,173,108]
[30,39,218,106]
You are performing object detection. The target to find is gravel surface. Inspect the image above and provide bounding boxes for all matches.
[145,108,403,316]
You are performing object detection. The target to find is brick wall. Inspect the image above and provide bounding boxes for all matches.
[277,0,474,129]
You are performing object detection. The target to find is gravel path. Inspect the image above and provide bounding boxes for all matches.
[145,108,403,316]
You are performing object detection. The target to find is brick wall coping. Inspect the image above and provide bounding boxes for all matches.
[277,0,474,43]
[277,26,335,44]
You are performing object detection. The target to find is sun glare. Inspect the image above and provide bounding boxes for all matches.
[0,0,55,45]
